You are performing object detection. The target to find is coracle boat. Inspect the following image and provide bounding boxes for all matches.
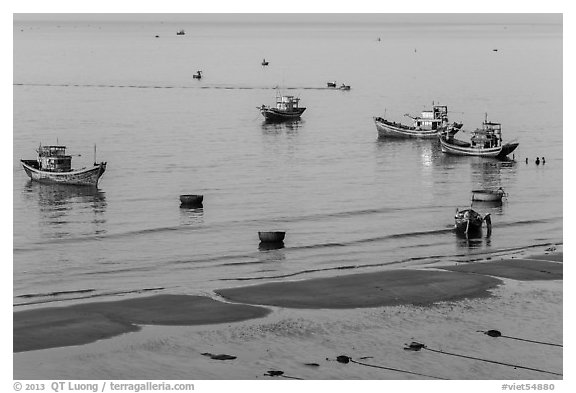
[374,103,462,139]
[21,144,106,186]
[259,93,306,122]
[439,115,518,158]
[180,194,204,207]
[454,208,492,236]
[258,231,286,243]
[471,187,506,202]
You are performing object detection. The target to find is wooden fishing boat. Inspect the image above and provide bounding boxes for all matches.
[439,115,519,158]
[327,81,337,88]
[259,94,306,122]
[339,84,351,90]
[471,188,506,202]
[258,231,286,243]
[21,144,106,186]
[454,208,492,236]
[374,103,462,139]
[176,29,185,36]
[193,70,202,79]
[261,58,269,66]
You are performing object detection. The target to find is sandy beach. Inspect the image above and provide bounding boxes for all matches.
[13,248,562,379]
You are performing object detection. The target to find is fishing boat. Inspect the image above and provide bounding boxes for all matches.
[193,70,202,79]
[374,104,462,139]
[180,194,204,207]
[339,84,351,90]
[327,81,337,88]
[176,29,185,35]
[454,208,492,236]
[439,115,519,158]
[261,58,269,66]
[258,231,286,243]
[259,93,306,122]
[471,187,506,202]
[21,144,106,186]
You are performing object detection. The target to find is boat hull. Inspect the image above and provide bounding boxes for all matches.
[261,108,306,122]
[374,117,439,139]
[21,160,106,186]
[440,136,518,158]
[472,190,505,202]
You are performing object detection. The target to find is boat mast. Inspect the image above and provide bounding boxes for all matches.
[94,144,97,165]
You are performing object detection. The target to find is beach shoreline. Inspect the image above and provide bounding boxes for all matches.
[14,248,563,379]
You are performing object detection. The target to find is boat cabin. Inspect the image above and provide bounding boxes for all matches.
[470,120,502,149]
[275,95,300,112]
[37,145,72,172]
[411,105,448,130]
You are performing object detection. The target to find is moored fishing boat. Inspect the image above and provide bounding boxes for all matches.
[374,103,462,139]
[439,115,519,158]
[21,144,106,186]
[259,93,306,122]
[472,187,506,202]
[454,208,492,236]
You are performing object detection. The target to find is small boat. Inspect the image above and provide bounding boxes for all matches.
[374,103,462,139]
[454,208,492,236]
[439,114,519,158]
[261,58,269,66]
[327,81,337,88]
[471,187,506,202]
[339,84,351,90]
[259,93,306,122]
[180,194,204,207]
[193,70,202,79]
[258,231,286,243]
[21,144,106,186]
[176,29,185,36]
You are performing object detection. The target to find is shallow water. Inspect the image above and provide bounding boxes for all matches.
[13,16,562,307]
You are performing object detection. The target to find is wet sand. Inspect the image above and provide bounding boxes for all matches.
[440,258,562,281]
[14,252,562,363]
[216,269,502,309]
[13,295,270,353]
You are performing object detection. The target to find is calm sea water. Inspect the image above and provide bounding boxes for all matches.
[13,18,562,307]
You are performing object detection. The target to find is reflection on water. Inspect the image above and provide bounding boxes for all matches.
[261,119,303,133]
[257,244,286,262]
[22,181,107,238]
[179,207,205,226]
[455,228,492,249]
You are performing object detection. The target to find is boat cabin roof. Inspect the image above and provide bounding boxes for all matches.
[38,145,67,156]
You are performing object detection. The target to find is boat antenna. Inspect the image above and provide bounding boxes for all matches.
[94,144,97,165]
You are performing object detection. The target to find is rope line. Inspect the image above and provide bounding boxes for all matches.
[349,358,448,380]
[424,347,562,376]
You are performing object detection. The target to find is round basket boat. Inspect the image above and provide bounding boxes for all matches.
[258,231,286,243]
[471,189,505,202]
[180,194,204,207]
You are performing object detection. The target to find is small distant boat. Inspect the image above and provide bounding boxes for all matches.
[439,114,519,158]
[327,81,337,88]
[21,144,106,186]
[339,84,351,90]
[193,70,202,79]
[471,187,506,202]
[454,208,492,236]
[258,231,286,243]
[176,29,185,36]
[259,93,306,122]
[180,194,204,207]
[374,103,462,139]
[261,58,269,66]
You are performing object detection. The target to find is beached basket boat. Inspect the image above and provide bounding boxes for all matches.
[258,231,286,243]
[180,194,204,207]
